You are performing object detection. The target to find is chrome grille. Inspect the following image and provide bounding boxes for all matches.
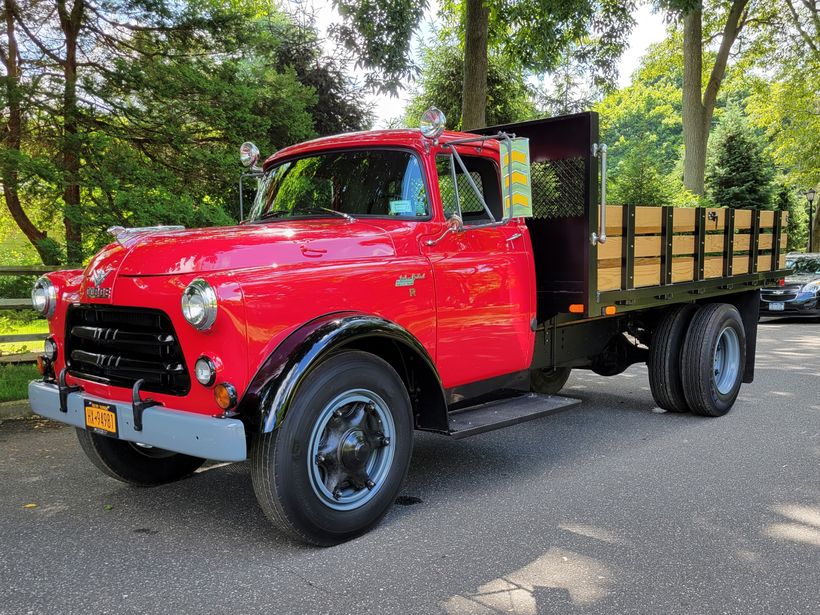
[65,305,190,395]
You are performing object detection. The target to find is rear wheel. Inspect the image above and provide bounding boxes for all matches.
[681,303,746,417]
[648,304,697,412]
[251,351,413,546]
[530,367,571,395]
[76,429,205,486]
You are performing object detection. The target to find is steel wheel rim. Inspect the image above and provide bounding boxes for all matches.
[307,389,396,511]
[713,326,740,395]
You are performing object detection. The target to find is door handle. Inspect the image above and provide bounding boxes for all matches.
[300,245,327,257]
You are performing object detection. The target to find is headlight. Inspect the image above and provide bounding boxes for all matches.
[44,337,58,361]
[194,356,216,386]
[31,277,57,318]
[802,281,820,294]
[181,278,218,330]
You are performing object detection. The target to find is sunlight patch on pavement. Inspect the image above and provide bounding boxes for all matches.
[441,548,613,614]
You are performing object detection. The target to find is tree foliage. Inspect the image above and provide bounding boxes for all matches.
[0,2,371,264]
[706,104,774,210]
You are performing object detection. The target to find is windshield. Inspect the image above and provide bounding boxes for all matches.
[249,149,429,221]
[787,256,820,275]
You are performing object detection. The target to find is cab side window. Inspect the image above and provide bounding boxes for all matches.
[436,154,503,224]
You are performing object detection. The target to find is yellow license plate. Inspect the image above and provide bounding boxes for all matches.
[84,400,118,436]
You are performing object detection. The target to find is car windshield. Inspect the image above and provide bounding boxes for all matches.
[248,149,429,221]
[788,256,820,275]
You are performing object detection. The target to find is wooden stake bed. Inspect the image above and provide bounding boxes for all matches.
[597,205,788,292]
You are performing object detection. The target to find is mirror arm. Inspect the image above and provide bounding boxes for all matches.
[447,144,496,223]
[239,169,264,221]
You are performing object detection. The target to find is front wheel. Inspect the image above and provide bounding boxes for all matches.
[76,429,205,486]
[530,367,571,395]
[251,351,413,546]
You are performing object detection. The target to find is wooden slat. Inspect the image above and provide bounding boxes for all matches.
[705,235,725,253]
[759,233,773,250]
[705,208,725,232]
[732,255,750,275]
[734,209,753,229]
[0,299,31,310]
[756,253,773,272]
[635,206,663,234]
[671,257,695,283]
[598,235,666,260]
[597,236,621,260]
[704,256,724,278]
[634,257,661,287]
[0,333,47,343]
[672,235,695,255]
[780,234,787,249]
[759,210,775,228]
[673,208,697,233]
[605,205,623,237]
[0,352,38,364]
[779,254,787,268]
[597,264,622,291]
[734,234,751,252]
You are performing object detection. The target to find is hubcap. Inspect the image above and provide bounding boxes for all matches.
[713,326,740,395]
[307,390,395,511]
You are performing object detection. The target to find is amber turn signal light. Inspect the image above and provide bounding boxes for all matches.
[602,305,617,316]
[569,304,585,314]
[214,382,237,410]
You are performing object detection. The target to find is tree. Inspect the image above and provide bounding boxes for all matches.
[332,0,635,129]
[404,42,534,129]
[609,135,668,206]
[706,104,774,210]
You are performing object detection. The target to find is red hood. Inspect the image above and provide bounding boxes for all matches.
[83,220,396,280]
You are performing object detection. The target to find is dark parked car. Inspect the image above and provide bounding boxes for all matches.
[760,253,820,316]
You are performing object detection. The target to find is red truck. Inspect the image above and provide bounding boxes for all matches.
[29,110,788,545]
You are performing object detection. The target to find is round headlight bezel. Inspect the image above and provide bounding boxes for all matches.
[181,278,218,331]
[31,277,57,318]
[43,337,58,361]
[194,356,217,387]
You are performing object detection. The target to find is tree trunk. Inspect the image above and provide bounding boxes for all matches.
[460,0,489,130]
[681,1,748,196]
[1,0,59,264]
[59,0,84,265]
[682,9,707,195]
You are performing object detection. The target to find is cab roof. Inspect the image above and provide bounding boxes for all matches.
[262,128,500,169]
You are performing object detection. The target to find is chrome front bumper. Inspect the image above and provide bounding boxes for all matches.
[28,380,247,461]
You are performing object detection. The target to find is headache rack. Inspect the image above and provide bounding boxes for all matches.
[65,305,190,395]
[477,112,789,320]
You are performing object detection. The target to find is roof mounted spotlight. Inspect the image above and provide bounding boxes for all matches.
[420,107,446,140]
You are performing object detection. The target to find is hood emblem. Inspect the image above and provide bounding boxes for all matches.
[86,266,113,298]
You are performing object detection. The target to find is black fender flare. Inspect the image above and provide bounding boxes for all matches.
[236,312,447,433]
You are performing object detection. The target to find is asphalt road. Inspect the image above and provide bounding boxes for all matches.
[1,318,818,615]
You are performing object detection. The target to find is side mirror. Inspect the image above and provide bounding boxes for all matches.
[240,141,261,169]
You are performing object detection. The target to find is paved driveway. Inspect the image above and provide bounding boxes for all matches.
[1,318,818,614]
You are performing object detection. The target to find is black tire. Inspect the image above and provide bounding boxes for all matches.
[648,304,698,412]
[530,367,571,395]
[251,351,413,546]
[76,429,205,486]
[681,303,746,417]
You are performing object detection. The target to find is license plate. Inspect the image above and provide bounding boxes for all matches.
[768,302,785,311]
[84,400,118,436]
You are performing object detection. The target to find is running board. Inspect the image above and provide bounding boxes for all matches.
[447,393,581,439]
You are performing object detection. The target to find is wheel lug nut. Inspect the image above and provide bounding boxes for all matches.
[315,454,325,465]
[366,403,376,413]
[380,436,390,447]
[365,479,375,490]
[332,488,341,500]
[333,409,343,418]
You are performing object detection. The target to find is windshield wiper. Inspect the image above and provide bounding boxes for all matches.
[257,209,292,220]
[302,207,355,222]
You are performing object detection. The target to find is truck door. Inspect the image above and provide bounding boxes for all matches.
[421,153,535,389]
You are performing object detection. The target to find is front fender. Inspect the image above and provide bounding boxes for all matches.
[236,312,444,433]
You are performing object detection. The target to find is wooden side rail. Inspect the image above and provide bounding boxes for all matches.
[597,206,788,292]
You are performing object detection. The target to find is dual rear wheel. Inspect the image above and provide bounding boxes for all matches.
[648,303,746,416]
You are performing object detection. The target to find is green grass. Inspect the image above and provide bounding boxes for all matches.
[0,312,49,356]
[0,363,39,403]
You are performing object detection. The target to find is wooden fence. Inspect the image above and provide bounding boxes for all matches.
[0,265,64,364]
